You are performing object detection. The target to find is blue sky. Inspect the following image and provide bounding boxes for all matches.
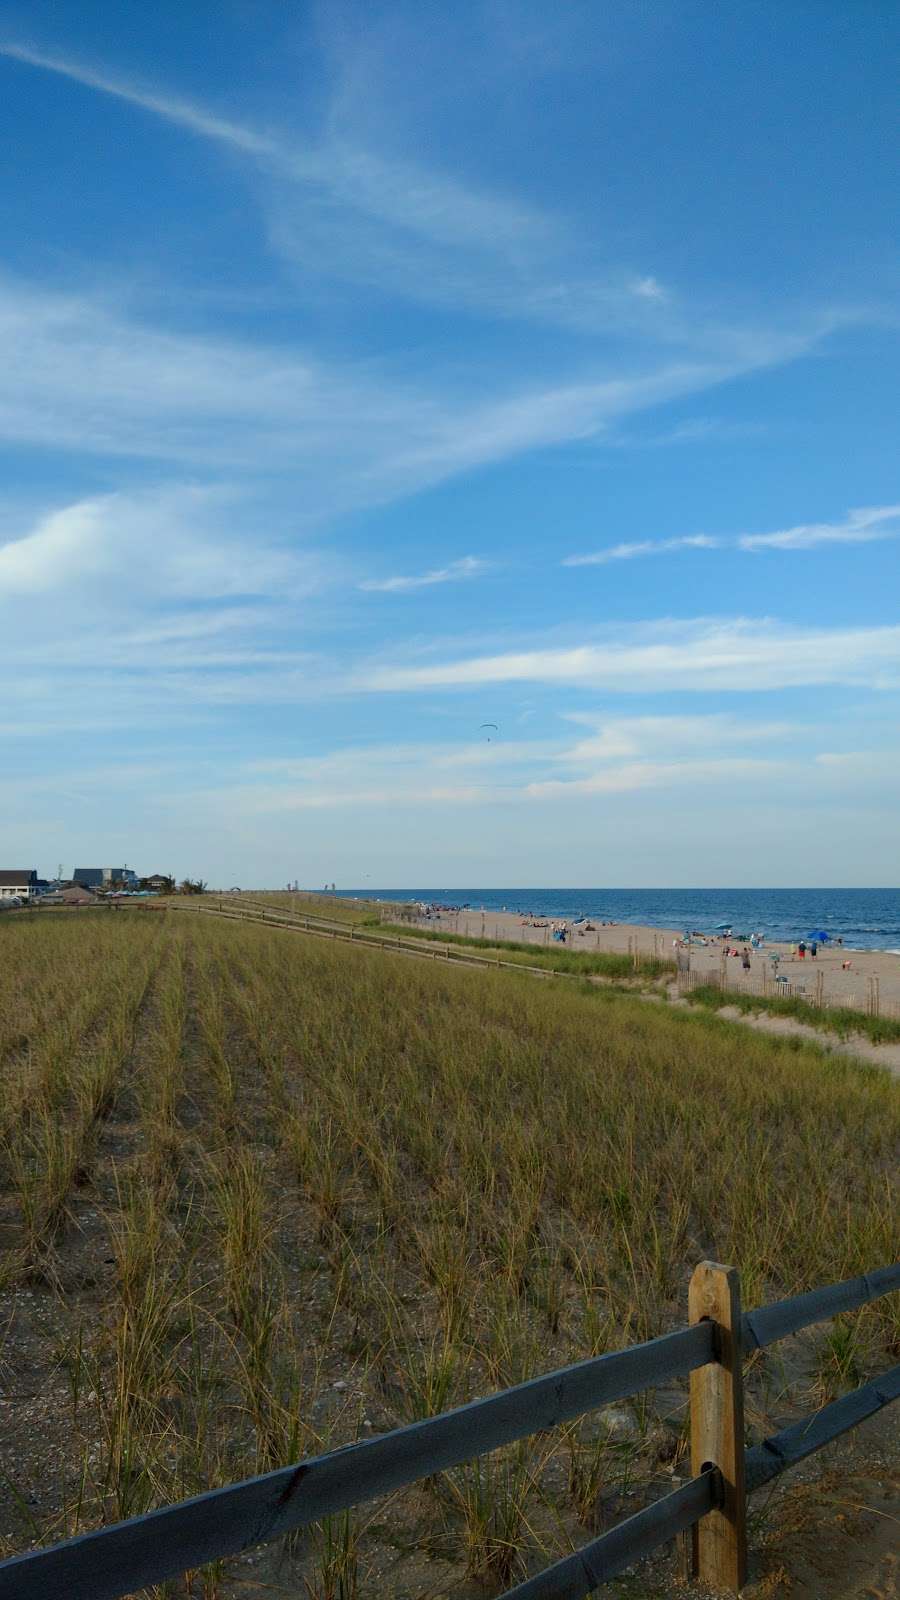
[1,1,898,886]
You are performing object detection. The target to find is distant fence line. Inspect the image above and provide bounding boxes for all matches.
[166,896,673,980]
[0,1261,897,1600]
[163,898,637,981]
[169,898,899,1027]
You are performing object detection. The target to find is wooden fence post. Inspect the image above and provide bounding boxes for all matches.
[689,1261,747,1592]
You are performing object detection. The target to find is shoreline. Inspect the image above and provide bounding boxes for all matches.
[399,904,900,1015]
[334,889,900,955]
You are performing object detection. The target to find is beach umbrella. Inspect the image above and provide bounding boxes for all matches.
[807,930,830,942]
[715,922,732,930]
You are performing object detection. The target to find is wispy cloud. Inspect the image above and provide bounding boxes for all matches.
[738,504,900,551]
[562,504,900,567]
[527,756,782,798]
[359,556,489,593]
[563,535,719,567]
[169,713,841,815]
[0,41,275,155]
[0,274,817,517]
[0,40,575,325]
[630,276,668,302]
[0,41,720,337]
[560,713,796,763]
[361,619,900,695]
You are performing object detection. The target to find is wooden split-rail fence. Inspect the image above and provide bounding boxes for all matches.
[162,897,669,981]
[676,963,900,1022]
[0,1261,897,1600]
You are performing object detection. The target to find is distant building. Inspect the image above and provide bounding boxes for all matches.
[143,874,172,892]
[44,882,99,906]
[73,868,104,888]
[73,867,138,888]
[0,870,38,901]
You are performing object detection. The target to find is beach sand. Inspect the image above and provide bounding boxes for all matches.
[409,906,900,1015]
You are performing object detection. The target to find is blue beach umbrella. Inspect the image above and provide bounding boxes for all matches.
[807,930,830,942]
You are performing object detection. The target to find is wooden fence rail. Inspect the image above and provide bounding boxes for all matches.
[172,900,580,981]
[0,1261,897,1599]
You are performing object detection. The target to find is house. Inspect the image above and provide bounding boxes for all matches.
[0,870,38,901]
[43,882,99,906]
[73,867,138,889]
[142,874,172,892]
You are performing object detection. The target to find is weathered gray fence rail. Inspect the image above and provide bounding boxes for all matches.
[1,1261,897,1600]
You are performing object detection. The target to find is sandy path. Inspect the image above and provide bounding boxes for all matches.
[741,1406,900,1599]
[669,997,900,1077]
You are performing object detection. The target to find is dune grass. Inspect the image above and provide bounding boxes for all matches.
[378,920,675,980]
[0,910,897,1596]
[212,891,674,979]
[686,981,900,1046]
[226,889,385,926]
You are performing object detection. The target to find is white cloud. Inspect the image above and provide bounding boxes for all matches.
[0,40,569,327]
[738,504,900,551]
[563,534,719,566]
[0,487,318,601]
[529,713,800,798]
[159,712,834,816]
[527,756,782,798]
[361,619,900,694]
[1,43,672,334]
[630,276,667,301]
[0,276,813,514]
[562,504,900,566]
[561,713,795,765]
[0,39,831,354]
[359,555,489,593]
[0,42,275,156]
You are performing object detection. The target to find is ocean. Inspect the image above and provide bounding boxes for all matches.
[334,888,900,951]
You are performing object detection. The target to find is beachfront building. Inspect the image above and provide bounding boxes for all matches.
[73,868,104,888]
[42,882,99,906]
[0,869,38,901]
[73,867,138,888]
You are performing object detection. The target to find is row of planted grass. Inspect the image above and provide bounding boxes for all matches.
[685,981,900,1045]
[0,910,898,1597]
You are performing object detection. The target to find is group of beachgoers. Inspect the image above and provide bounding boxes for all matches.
[415,901,470,919]
[517,915,620,943]
[673,926,853,983]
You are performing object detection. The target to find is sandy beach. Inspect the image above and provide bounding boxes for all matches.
[408,905,900,1015]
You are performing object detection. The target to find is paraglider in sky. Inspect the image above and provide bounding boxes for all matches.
[479,722,499,741]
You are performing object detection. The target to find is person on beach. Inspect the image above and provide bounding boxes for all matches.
[742,949,751,973]
[811,940,818,958]
[798,941,806,959]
